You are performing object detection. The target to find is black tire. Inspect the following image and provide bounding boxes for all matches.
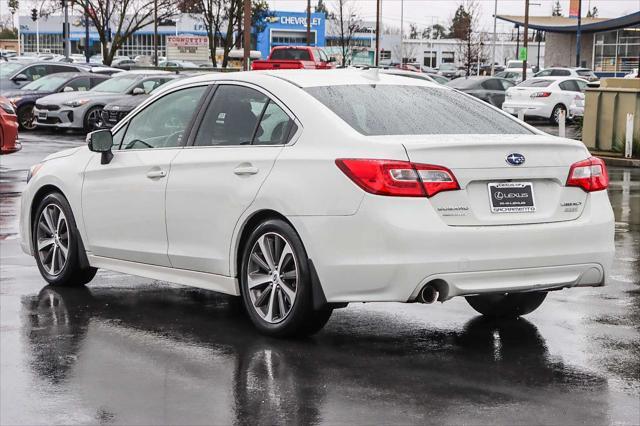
[17,104,37,130]
[240,219,332,338]
[83,106,103,132]
[465,291,547,318]
[32,192,97,287]
[550,104,567,125]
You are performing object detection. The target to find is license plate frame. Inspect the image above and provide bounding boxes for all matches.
[488,182,536,213]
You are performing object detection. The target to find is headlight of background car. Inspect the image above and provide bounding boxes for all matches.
[27,163,44,183]
[63,99,90,108]
[0,100,16,115]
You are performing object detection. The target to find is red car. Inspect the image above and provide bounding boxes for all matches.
[252,46,335,70]
[0,96,20,154]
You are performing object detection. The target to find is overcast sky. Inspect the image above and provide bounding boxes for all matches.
[269,0,640,33]
[1,0,638,33]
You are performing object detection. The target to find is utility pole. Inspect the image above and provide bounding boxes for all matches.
[306,0,311,46]
[399,0,404,64]
[375,0,380,66]
[243,0,251,71]
[85,9,90,62]
[491,0,497,75]
[576,0,582,67]
[154,0,158,66]
[63,0,70,60]
[31,9,39,54]
[522,0,529,81]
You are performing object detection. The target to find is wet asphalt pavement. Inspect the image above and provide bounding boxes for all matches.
[1,131,638,425]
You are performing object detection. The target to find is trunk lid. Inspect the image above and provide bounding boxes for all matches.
[400,134,591,226]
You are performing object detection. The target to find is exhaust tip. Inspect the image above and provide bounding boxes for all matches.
[418,285,439,304]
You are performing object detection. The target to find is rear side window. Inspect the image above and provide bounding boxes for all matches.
[305,85,531,136]
[559,80,580,92]
[481,79,503,91]
[576,69,595,77]
[270,49,311,61]
[64,77,91,91]
[550,69,571,76]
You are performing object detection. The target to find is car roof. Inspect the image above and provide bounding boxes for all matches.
[115,70,172,76]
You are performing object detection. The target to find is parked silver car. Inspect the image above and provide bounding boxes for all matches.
[33,71,174,131]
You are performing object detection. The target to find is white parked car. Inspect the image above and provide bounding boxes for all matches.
[534,67,598,82]
[495,69,536,84]
[502,77,589,124]
[19,70,615,337]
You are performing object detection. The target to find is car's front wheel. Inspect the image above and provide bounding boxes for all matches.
[240,219,332,337]
[17,104,37,130]
[83,106,103,132]
[33,192,97,287]
[465,291,547,318]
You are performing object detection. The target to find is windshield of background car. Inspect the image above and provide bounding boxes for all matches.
[519,79,553,87]
[270,49,311,61]
[91,75,139,93]
[22,74,69,91]
[305,85,532,136]
[0,62,24,78]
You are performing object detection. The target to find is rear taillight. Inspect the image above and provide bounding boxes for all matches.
[530,92,551,98]
[566,157,608,192]
[335,159,459,198]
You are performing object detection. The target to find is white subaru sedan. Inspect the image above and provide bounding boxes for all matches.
[20,70,615,337]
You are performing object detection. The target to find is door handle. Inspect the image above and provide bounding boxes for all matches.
[146,170,167,179]
[234,165,259,175]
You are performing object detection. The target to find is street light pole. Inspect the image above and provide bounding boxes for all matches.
[153,0,158,66]
[243,0,251,71]
[63,0,70,60]
[576,0,582,67]
[522,0,529,81]
[306,0,311,46]
[491,0,497,75]
[375,0,381,66]
[399,0,404,64]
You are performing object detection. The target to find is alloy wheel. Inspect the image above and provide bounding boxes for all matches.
[36,204,69,276]
[86,108,103,131]
[246,232,298,324]
[20,105,37,130]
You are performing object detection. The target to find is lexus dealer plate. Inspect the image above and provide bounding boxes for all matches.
[488,182,535,213]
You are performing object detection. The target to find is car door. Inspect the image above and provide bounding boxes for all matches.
[82,84,209,266]
[558,80,581,107]
[166,82,298,275]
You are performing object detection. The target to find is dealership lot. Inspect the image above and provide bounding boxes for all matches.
[0,131,638,424]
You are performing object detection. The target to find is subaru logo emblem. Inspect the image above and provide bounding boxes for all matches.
[506,153,525,166]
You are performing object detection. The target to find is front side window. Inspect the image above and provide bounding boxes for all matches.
[551,69,571,76]
[536,69,552,77]
[194,85,269,146]
[305,84,531,136]
[22,74,69,91]
[23,65,48,81]
[120,86,207,150]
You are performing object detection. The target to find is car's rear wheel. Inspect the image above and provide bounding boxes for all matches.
[465,292,547,318]
[83,106,103,132]
[550,104,566,125]
[33,193,97,287]
[17,104,37,130]
[240,219,332,337]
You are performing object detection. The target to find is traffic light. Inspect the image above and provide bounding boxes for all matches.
[31,8,38,22]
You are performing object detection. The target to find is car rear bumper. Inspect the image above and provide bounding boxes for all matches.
[502,101,552,119]
[290,190,615,303]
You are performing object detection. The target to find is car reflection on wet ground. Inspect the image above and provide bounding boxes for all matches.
[0,132,638,425]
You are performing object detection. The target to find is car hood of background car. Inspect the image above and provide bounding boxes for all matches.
[104,94,149,110]
[37,90,120,105]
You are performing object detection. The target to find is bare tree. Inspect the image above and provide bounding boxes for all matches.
[181,0,226,66]
[450,0,482,76]
[329,0,362,67]
[73,0,176,65]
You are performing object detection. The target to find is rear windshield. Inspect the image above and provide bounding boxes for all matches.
[270,49,311,61]
[305,85,531,136]
[519,79,553,87]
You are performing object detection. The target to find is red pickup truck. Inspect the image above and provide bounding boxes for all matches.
[252,46,335,70]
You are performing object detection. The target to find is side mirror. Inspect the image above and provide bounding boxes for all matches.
[132,87,145,95]
[12,73,28,82]
[62,86,75,92]
[87,129,114,164]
